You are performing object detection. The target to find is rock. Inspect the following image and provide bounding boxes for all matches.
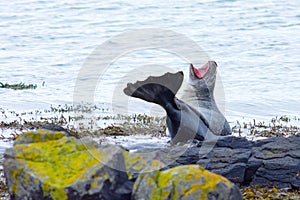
[13,129,67,144]
[3,130,241,200]
[179,135,300,189]
[249,135,300,188]
[214,136,253,149]
[5,128,299,199]
[164,137,253,186]
[132,134,300,189]
[124,148,166,181]
[4,130,131,200]
[204,147,252,184]
[41,124,73,137]
[132,164,242,200]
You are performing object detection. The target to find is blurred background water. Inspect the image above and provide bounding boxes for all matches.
[0,0,299,123]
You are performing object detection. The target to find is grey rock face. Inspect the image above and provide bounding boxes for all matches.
[173,135,300,189]
[249,135,300,188]
[133,134,300,189]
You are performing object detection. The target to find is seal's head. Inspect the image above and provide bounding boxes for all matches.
[189,61,218,95]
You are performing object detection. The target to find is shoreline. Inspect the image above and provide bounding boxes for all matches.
[0,106,299,199]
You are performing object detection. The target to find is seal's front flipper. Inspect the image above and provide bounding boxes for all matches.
[123,71,184,108]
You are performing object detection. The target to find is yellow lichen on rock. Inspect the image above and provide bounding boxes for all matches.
[5,130,102,200]
[133,164,241,200]
[156,165,232,199]
[124,151,165,180]
[14,129,66,144]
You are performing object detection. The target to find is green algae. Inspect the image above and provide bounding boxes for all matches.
[0,82,37,90]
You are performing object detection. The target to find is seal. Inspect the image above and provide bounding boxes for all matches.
[186,61,232,136]
[123,61,231,143]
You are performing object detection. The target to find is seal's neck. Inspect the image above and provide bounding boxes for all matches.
[195,90,217,107]
[182,85,217,109]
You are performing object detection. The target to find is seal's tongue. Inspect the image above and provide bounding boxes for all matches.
[192,62,210,79]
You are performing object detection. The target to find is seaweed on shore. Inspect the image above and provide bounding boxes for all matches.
[0,106,167,140]
[0,169,8,199]
[0,105,299,141]
[232,116,300,138]
[241,185,300,200]
[0,82,37,90]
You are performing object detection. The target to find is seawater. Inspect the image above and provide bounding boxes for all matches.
[1,0,299,123]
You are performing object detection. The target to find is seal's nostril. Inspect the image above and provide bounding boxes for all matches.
[212,61,218,67]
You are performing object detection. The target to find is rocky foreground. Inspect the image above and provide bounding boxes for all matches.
[3,130,241,200]
[3,129,300,199]
[176,135,300,189]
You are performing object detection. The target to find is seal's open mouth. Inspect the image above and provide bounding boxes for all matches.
[191,62,210,79]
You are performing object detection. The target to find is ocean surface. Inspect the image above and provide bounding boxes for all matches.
[1,0,299,124]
